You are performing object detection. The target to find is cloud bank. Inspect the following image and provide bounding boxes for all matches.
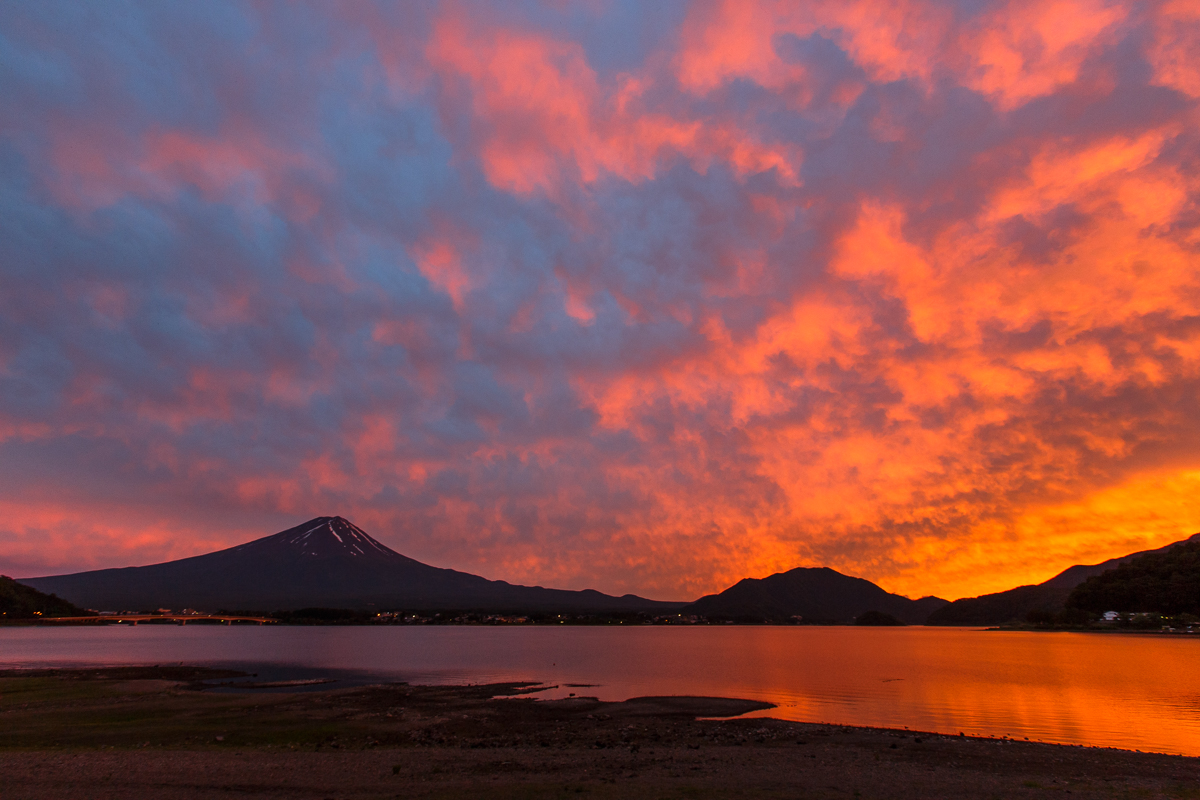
[1,0,1198,600]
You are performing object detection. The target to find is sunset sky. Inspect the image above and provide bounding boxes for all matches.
[1,0,1199,601]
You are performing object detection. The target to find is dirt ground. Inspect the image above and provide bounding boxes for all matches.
[1,667,1197,799]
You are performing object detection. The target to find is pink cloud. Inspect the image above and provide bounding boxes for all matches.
[2,0,1199,604]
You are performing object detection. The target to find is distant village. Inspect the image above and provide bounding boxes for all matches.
[367,611,712,626]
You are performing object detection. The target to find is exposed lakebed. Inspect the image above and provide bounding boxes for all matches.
[3,624,1199,756]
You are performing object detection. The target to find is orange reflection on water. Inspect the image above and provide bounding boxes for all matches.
[3,626,1199,756]
[670,628,1200,756]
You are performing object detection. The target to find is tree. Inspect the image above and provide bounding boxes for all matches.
[1067,540,1200,616]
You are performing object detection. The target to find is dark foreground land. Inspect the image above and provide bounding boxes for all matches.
[1,667,1197,799]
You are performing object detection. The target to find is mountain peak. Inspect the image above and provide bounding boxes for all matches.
[237,516,401,560]
[683,566,947,624]
[20,516,681,613]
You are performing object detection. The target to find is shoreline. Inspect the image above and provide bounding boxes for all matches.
[2,667,1199,799]
[8,616,1200,635]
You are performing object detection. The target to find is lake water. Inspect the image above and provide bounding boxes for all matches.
[3,625,1199,757]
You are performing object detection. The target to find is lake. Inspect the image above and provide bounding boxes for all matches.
[3,625,1198,756]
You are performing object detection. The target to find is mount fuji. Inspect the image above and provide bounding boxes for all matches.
[20,516,682,614]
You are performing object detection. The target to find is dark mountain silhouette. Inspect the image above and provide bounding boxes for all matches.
[926,533,1200,626]
[1,575,92,619]
[19,517,682,614]
[680,567,948,624]
[1067,537,1200,616]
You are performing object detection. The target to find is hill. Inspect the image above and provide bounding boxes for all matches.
[1066,538,1200,615]
[680,567,947,624]
[19,517,682,615]
[926,533,1200,626]
[1,576,93,620]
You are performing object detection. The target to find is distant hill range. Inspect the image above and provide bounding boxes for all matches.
[927,533,1200,626]
[680,567,948,624]
[1,576,93,620]
[23,516,1193,624]
[19,517,683,615]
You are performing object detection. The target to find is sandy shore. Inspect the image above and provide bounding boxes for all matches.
[1,667,1197,799]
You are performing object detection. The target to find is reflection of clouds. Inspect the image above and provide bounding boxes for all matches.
[725,628,1200,754]
[0,1,1198,601]
[3,626,1195,753]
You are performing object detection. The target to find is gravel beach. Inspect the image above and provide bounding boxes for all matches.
[1,667,1197,799]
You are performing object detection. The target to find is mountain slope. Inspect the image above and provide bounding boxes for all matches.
[1067,538,1200,615]
[1,576,93,619]
[681,567,948,624]
[927,533,1200,626]
[19,517,681,614]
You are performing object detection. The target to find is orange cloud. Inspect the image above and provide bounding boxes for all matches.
[412,237,473,310]
[675,0,951,93]
[4,0,1200,605]
[428,12,799,196]
[1148,0,1200,97]
[963,0,1128,108]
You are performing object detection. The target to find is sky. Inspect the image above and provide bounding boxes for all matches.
[1,0,1198,602]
